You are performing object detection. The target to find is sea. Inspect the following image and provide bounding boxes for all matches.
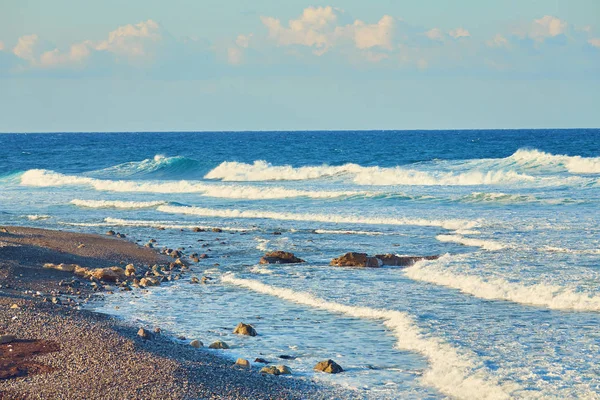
[0,130,599,399]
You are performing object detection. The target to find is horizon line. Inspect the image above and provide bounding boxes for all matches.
[1,127,599,134]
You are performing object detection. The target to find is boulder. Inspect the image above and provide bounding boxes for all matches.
[139,277,161,287]
[212,228,223,233]
[260,366,280,375]
[89,267,126,282]
[106,230,116,236]
[125,264,136,277]
[208,340,229,349]
[235,358,250,368]
[259,251,305,265]
[330,252,382,268]
[192,227,205,232]
[190,339,203,348]
[314,359,343,374]
[43,263,77,272]
[277,365,292,375]
[74,265,89,276]
[190,277,200,284]
[233,322,257,336]
[375,254,439,266]
[254,358,269,364]
[137,328,152,340]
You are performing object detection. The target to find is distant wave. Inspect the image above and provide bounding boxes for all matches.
[538,246,600,255]
[157,205,479,231]
[314,229,385,236]
[405,256,600,312]
[20,169,364,200]
[90,155,203,178]
[204,149,600,186]
[436,234,507,251]
[222,275,519,400]
[71,199,168,209]
[26,214,50,221]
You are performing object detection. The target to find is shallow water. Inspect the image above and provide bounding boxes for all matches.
[1,130,599,398]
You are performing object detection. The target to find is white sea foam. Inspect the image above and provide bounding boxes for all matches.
[222,275,518,400]
[538,246,600,255]
[255,238,270,251]
[71,199,167,209]
[314,229,385,236]
[20,169,361,199]
[157,205,478,231]
[436,234,506,251]
[63,217,253,232]
[405,256,600,312]
[508,149,600,174]
[26,214,50,221]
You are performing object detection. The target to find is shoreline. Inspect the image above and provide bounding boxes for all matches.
[0,226,349,399]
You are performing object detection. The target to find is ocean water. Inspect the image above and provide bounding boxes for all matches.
[1,130,599,399]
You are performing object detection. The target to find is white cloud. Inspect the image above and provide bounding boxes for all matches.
[261,6,338,54]
[95,19,162,61]
[13,34,39,61]
[39,41,92,68]
[487,34,509,48]
[227,46,244,65]
[425,28,444,41]
[0,41,5,51]
[235,34,252,49]
[589,38,600,48]
[449,27,470,39]
[344,15,395,50]
[529,15,567,41]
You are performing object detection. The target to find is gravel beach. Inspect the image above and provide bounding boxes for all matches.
[0,226,352,400]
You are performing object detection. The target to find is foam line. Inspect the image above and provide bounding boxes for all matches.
[222,275,518,399]
[405,256,600,312]
[156,205,479,231]
[436,234,506,251]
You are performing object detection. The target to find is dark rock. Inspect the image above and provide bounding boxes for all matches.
[192,227,205,232]
[278,355,296,360]
[254,358,269,364]
[106,230,116,236]
[199,253,209,259]
[330,252,382,268]
[190,277,200,284]
[314,359,343,374]
[137,328,152,340]
[212,228,222,233]
[233,322,257,336]
[273,231,282,235]
[375,254,440,266]
[259,251,305,264]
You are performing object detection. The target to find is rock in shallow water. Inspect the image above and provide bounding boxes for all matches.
[190,339,203,348]
[260,366,280,375]
[208,340,229,349]
[259,251,305,264]
[314,359,343,374]
[233,322,257,336]
[374,253,439,266]
[235,358,250,368]
[330,252,381,268]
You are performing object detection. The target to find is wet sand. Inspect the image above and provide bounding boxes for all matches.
[0,226,347,400]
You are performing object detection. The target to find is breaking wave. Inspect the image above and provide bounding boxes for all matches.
[63,217,252,232]
[204,149,600,186]
[90,155,203,178]
[70,199,168,209]
[156,205,479,231]
[20,169,363,200]
[436,234,507,251]
[404,256,600,312]
[222,275,519,400]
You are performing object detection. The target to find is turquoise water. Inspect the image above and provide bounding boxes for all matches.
[1,130,599,398]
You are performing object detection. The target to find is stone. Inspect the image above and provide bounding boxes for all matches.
[314,359,343,374]
[201,276,211,284]
[276,365,292,375]
[154,327,162,334]
[139,277,160,287]
[137,328,152,340]
[51,297,61,305]
[43,263,77,272]
[89,267,126,282]
[208,340,229,349]
[273,231,282,235]
[278,355,295,360]
[106,230,116,236]
[145,243,154,248]
[235,358,250,367]
[0,334,16,344]
[10,304,19,309]
[74,265,89,276]
[212,228,223,233]
[374,254,440,266]
[190,339,203,348]
[254,358,269,364]
[259,251,305,265]
[116,233,126,238]
[190,277,200,284]
[77,243,85,248]
[192,227,205,232]
[125,264,136,277]
[260,366,280,375]
[330,252,382,268]
[233,322,257,336]
[199,253,209,259]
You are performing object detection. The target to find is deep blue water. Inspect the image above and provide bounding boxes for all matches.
[1,129,599,399]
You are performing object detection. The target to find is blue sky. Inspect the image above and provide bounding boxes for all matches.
[1,0,599,132]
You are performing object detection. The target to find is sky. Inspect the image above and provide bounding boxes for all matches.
[1,0,599,132]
